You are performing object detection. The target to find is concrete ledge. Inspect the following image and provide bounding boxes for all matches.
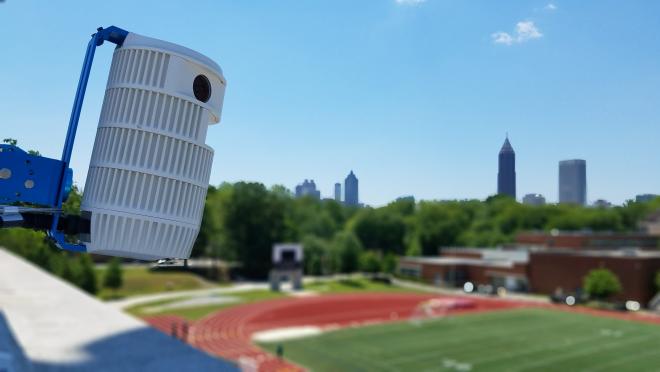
[0,248,237,372]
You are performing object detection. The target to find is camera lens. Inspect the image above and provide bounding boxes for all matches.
[193,74,211,103]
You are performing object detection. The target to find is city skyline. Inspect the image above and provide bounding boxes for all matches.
[2,1,660,206]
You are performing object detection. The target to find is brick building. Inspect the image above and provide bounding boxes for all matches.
[399,249,530,292]
[399,247,660,305]
[529,249,660,303]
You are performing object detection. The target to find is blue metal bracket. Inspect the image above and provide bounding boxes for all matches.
[49,26,128,252]
[0,26,128,253]
[0,145,65,206]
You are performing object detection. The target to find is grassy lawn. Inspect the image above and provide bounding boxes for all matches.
[261,308,660,371]
[304,277,421,294]
[96,266,217,300]
[127,277,418,320]
[127,289,286,320]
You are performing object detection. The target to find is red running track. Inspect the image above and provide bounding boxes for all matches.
[144,293,660,371]
[146,293,523,371]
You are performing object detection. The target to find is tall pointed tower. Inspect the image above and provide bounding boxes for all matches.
[344,171,359,207]
[498,135,516,199]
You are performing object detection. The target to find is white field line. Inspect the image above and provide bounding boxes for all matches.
[252,326,322,343]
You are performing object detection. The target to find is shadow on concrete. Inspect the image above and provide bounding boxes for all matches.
[0,311,32,372]
[1,311,236,372]
[31,327,237,372]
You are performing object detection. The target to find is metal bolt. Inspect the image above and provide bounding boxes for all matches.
[0,168,11,179]
[24,180,34,189]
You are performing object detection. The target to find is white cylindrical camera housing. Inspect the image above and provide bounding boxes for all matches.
[81,32,225,260]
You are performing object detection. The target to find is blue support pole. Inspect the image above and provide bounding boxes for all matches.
[61,38,96,165]
[47,26,128,252]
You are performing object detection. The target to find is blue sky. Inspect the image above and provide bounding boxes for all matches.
[1,1,659,206]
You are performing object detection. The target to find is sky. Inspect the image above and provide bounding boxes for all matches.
[1,0,659,206]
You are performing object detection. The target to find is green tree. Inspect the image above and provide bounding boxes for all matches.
[62,185,82,215]
[331,231,363,273]
[60,259,77,283]
[76,254,97,295]
[285,197,338,241]
[302,235,331,275]
[359,250,381,274]
[413,202,471,255]
[584,268,622,300]
[221,182,287,278]
[103,258,123,292]
[381,253,398,274]
[350,208,406,255]
[192,185,223,257]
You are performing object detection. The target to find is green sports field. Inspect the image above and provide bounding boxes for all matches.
[260,308,660,371]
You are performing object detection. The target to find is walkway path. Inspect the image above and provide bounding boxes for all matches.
[108,282,269,309]
[109,274,357,310]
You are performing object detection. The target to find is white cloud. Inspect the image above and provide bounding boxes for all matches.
[545,3,557,11]
[491,32,514,46]
[395,0,426,5]
[491,21,543,46]
[516,21,543,41]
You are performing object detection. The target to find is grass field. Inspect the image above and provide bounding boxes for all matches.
[261,308,660,371]
[95,266,218,299]
[128,289,286,320]
[304,278,418,294]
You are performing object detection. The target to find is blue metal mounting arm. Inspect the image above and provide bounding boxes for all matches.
[1,26,129,252]
[48,26,128,252]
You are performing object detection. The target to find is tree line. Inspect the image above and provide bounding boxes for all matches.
[1,180,659,286]
[194,182,660,278]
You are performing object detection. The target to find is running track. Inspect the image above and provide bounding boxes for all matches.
[145,293,660,371]
[145,293,525,371]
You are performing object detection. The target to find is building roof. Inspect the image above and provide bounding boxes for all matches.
[499,136,514,154]
[559,159,586,165]
[400,256,518,269]
[532,248,660,259]
[518,230,657,238]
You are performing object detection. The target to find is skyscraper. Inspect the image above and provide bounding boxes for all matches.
[523,193,546,206]
[294,179,321,199]
[344,171,359,206]
[497,136,516,199]
[559,159,587,205]
[334,183,342,202]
